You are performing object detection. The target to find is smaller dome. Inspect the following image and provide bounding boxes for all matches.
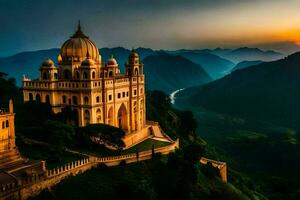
[81,57,95,66]
[129,49,139,59]
[106,55,118,66]
[41,58,55,68]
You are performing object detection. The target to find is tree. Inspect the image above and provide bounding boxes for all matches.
[183,143,205,164]
[42,120,75,149]
[77,124,125,150]
[178,110,197,139]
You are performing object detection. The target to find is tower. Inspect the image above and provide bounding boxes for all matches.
[125,49,144,76]
[40,58,58,81]
[126,50,145,132]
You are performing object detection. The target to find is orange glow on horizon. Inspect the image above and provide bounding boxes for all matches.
[272,29,300,45]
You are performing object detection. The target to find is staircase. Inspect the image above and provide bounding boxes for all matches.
[0,148,25,172]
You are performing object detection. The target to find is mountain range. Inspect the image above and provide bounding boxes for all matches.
[206,47,284,63]
[0,48,212,93]
[143,53,212,93]
[0,46,284,93]
[167,51,235,79]
[176,52,300,127]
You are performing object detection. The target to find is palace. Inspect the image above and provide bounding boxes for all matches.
[22,23,151,148]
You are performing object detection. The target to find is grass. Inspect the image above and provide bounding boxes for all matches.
[123,139,171,154]
[76,138,171,157]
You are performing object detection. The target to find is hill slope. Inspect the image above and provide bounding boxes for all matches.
[176,52,300,126]
[143,53,212,93]
[0,48,60,84]
[172,51,235,79]
[232,60,263,71]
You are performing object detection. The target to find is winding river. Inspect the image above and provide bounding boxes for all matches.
[170,88,185,104]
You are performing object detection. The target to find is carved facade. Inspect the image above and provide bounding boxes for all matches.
[22,23,147,147]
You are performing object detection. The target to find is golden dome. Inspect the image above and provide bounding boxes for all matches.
[60,22,100,62]
[106,55,118,66]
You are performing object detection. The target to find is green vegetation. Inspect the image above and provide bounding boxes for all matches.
[174,104,300,200]
[31,151,251,200]
[17,141,84,169]
[1,73,266,199]
[0,72,18,108]
[76,124,126,150]
[75,138,170,157]
[124,139,170,153]
[176,52,300,128]
[175,53,300,199]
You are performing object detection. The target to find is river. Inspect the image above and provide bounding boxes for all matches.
[170,88,185,104]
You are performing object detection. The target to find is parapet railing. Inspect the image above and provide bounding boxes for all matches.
[95,139,179,163]
[200,157,227,183]
[46,158,90,178]
[0,139,179,196]
[146,120,175,142]
[0,181,19,196]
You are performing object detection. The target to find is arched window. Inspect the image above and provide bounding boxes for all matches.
[29,93,33,101]
[54,73,58,79]
[108,71,113,77]
[42,72,48,80]
[76,71,80,79]
[2,121,5,129]
[96,109,101,123]
[135,68,138,75]
[36,94,41,102]
[84,96,89,104]
[72,96,78,105]
[64,69,71,79]
[5,120,9,128]
[92,71,96,79]
[96,96,100,103]
[107,107,113,125]
[62,95,67,104]
[83,71,88,79]
[118,104,128,130]
[84,110,90,125]
[45,95,50,104]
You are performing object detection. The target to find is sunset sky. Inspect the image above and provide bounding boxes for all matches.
[1,0,300,56]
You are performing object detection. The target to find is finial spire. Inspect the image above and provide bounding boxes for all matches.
[78,20,81,31]
[71,20,88,38]
[9,99,13,113]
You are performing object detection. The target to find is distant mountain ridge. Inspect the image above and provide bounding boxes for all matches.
[166,51,234,79]
[211,47,283,63]
[176,51,300,126]
[172,47,284,63]
[0,47,212,93]
[143,53,212,93]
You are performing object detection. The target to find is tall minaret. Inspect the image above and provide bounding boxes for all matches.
[126,50,145,132]
[9,99,14,113]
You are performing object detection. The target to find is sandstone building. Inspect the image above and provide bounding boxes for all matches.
[22,23,150,148]
[0,100,45,192]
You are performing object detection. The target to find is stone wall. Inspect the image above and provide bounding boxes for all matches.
[0,139,179,200]
[200,157,227,183]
